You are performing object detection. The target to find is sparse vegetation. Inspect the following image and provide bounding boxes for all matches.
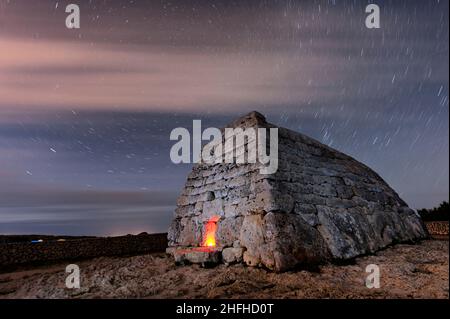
[418,201,449,221]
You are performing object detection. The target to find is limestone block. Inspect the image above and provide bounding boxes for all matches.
[222,247,244,263]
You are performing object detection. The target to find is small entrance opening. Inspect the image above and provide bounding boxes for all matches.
[202,216,220,247]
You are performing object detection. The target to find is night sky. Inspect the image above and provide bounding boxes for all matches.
[0,0,448,236]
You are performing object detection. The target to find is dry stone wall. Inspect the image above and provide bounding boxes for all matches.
[0,233,167,270]
[425,221,449,236]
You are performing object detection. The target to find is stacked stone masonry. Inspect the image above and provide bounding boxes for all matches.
[168,112,428,272]
[0,233,167,270]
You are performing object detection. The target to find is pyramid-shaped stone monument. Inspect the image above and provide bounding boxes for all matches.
[167,112,428,271]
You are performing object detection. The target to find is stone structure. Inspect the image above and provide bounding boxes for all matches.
[425,221,449,237]
[167,111,428,271]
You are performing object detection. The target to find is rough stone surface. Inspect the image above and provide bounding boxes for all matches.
[167,111,428,271]
[172,247,222,265]
[426,221,449,236]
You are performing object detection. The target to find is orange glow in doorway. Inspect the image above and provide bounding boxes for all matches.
[202,216,219,247]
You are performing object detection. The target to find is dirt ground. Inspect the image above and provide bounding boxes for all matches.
[0,239,448,299]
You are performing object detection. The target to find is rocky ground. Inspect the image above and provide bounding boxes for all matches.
[0,239,447,299]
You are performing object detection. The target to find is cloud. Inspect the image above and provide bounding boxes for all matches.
[0,37,341,111]
[0,1,446,113]
[0,185,178,236]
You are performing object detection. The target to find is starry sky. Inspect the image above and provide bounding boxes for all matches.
[0,0,448,236]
